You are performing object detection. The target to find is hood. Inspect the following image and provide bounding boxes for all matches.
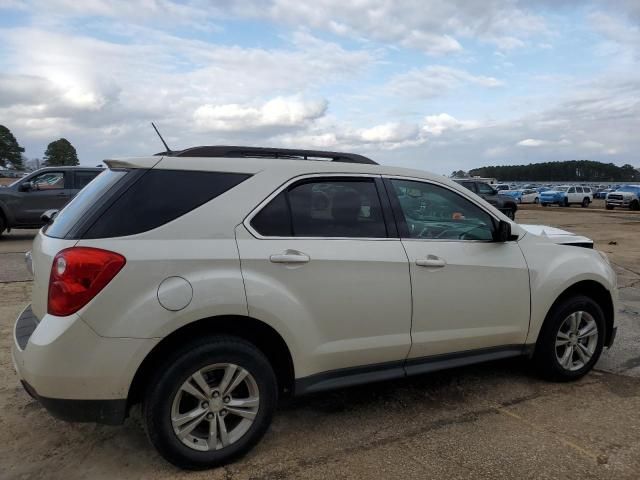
[609,191,636,198]
[519,224,594,248]
[540,189,565,195]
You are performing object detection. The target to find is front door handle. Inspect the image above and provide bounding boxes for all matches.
[416,255,446,268]
[270,250,310,264]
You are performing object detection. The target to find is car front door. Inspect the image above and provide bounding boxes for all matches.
[384,177,530,368]
[14,171,72,224]
[236,175,412,382]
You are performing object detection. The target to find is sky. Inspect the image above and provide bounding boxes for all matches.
[0,0,638,174]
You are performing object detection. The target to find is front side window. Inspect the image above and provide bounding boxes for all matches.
[568,187,576,193]
[30,172,65,190]
[251,178,387,238]
[390,179,495,241]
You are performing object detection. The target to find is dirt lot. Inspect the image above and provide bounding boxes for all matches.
[1,202,639,479]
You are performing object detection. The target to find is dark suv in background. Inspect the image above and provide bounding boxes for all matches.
[454,179,518,219]
[0,166,102,236]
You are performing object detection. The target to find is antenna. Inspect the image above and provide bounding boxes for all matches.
[151,122,172,154]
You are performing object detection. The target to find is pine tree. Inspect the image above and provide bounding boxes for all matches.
[44,138,79,166]
[0,125,25,169]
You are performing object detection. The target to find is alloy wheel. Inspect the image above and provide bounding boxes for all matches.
[170,363,260,452]
[555,311,598,371]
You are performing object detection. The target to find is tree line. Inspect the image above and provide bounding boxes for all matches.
[465,160,639,182]
[0,125,79,170]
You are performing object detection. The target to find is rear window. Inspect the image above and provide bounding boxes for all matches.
[45,169,127,238]
[83,170,251,238]
[46,169,250,239]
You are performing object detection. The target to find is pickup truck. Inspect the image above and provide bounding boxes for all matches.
[453,179,518,219]
[0,166,102,236]
[605,185,640,211]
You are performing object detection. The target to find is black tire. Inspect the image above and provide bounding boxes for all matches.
[534,197,540,204]
[541,202,548,207]
[563,198,569,207]
[143,335,278,470]
[506,208,515,220]
[630,200,640,211]
[533,295,605,382]
[0,214,5,237]
[581,197,589,208]
[605,204,614,210]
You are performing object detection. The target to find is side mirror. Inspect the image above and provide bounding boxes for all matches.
[41,209,59,224]
[493,220,513,242]
[19,182,32,192]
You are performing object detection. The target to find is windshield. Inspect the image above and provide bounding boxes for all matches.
[554,187,569,192]
[616,186,640,193]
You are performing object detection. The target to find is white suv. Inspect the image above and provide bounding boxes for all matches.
[12,146,617,469]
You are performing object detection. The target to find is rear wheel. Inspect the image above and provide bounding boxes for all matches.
[506,208,515,220]
[581,197,589,208]
[533,295,605,381]
[143,336,278,470]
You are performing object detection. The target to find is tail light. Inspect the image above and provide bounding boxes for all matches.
[48,247,126,316]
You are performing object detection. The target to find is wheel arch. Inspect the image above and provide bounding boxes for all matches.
[127,315,296,410]
[540,280,614,347]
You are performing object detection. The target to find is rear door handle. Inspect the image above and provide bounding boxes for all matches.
[270,250,310,264]
[416,255,446,268]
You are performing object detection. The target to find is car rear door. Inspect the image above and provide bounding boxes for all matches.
[384,177,530,367]
[236,175,412,381]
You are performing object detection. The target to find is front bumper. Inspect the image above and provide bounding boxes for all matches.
[12,304,158,425]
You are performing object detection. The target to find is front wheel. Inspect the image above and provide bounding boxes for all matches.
[563,198,570,207]
[143,336,278,470]
[533,295,605,381]
[630,200,640,211]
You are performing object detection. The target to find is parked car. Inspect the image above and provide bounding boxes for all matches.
[605,185,640,211]
[540,186,593,207]
[13,146,617,469]
[0,166,102,236]
[503,189,540,204]
[453,179,518,219]
[494,183,510,192]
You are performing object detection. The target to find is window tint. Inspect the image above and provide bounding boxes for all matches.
[83,170,250,238]
[575,186,583,193]
[390,179,495,241]
[30,171,64,190]
[568,187,576,193]
[75,170,101,189]
[250,192,292,236]
[251,178,387,238]
[458,182,475,193]
[476,182,495,195]
[45,169,128,239]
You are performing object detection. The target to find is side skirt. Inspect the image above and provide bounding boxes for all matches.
[294,345,530,396]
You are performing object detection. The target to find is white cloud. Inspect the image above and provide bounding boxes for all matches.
[193,97,328,132]
[517,138,571,147]
[355,122,419,143]
[422,113,480,136]
[388,66,503,98]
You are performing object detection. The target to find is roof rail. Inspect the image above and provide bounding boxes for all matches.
[155,145,378,165]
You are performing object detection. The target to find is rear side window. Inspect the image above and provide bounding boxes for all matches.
[251,178,388,238]
[83,170,250,238]
[75,170,101,189]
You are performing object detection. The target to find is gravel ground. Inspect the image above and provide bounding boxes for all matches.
[1,203,639,479]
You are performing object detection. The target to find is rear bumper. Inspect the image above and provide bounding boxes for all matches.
[12,304,158,425]
[20,380,127,425]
